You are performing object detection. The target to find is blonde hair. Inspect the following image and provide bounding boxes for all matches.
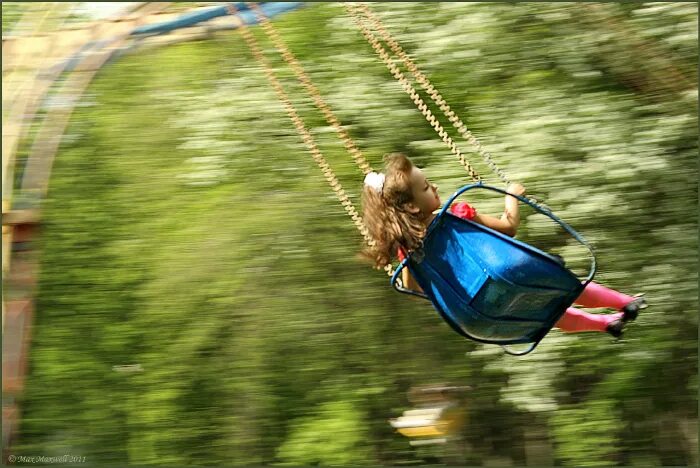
[361,153,426,268]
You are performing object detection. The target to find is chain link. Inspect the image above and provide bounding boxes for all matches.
[229,4,394,277]
[353,3,511,186]
[348,4,554,209]
[345,4,481,183]
[248,3,374,177]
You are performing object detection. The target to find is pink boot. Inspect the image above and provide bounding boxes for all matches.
[555,308,624,334]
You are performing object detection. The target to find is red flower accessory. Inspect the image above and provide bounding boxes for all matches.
[450,201,477,220]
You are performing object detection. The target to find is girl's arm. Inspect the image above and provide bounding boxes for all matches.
[471,183,525,237]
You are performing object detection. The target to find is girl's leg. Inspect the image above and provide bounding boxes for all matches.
[574,281,635,309]
[555,307,623,333]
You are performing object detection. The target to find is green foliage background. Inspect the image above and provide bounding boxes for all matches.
[9,3,697,466]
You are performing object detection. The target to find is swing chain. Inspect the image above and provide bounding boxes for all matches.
[349,4,555,211]
[347,6,552,209]
[345,4,482,184]
[248,2,374,177]
[230,3,395,277]
[353,3,511,186]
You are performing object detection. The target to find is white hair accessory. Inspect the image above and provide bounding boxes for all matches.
[364,171,385,194]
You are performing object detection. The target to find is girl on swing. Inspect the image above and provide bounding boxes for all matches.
[361,153,646,338]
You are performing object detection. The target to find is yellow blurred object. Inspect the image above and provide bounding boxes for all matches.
[398,426,445,438]
[390,388,468,445]
[389,402,466,443]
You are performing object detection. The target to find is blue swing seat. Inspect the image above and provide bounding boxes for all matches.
[391,183,596,355]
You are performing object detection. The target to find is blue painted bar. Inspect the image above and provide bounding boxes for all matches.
[131,2,303,36]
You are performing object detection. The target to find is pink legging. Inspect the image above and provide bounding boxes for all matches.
[555,282,634,333]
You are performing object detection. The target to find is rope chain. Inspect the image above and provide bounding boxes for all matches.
[229,4,394,276]
[248,3,373,177]
[348,4,553,210]
[345,4,481,183]
[354,3,511,185]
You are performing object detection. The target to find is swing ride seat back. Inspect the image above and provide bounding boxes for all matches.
[408,213,584,344]
[391,183,595,350]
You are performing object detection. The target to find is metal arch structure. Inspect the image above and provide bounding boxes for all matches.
[1,2,302,460]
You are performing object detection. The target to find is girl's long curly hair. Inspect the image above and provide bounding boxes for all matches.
[361,153,426,268]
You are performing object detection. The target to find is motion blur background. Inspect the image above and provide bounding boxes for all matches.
[2,2,697,466]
